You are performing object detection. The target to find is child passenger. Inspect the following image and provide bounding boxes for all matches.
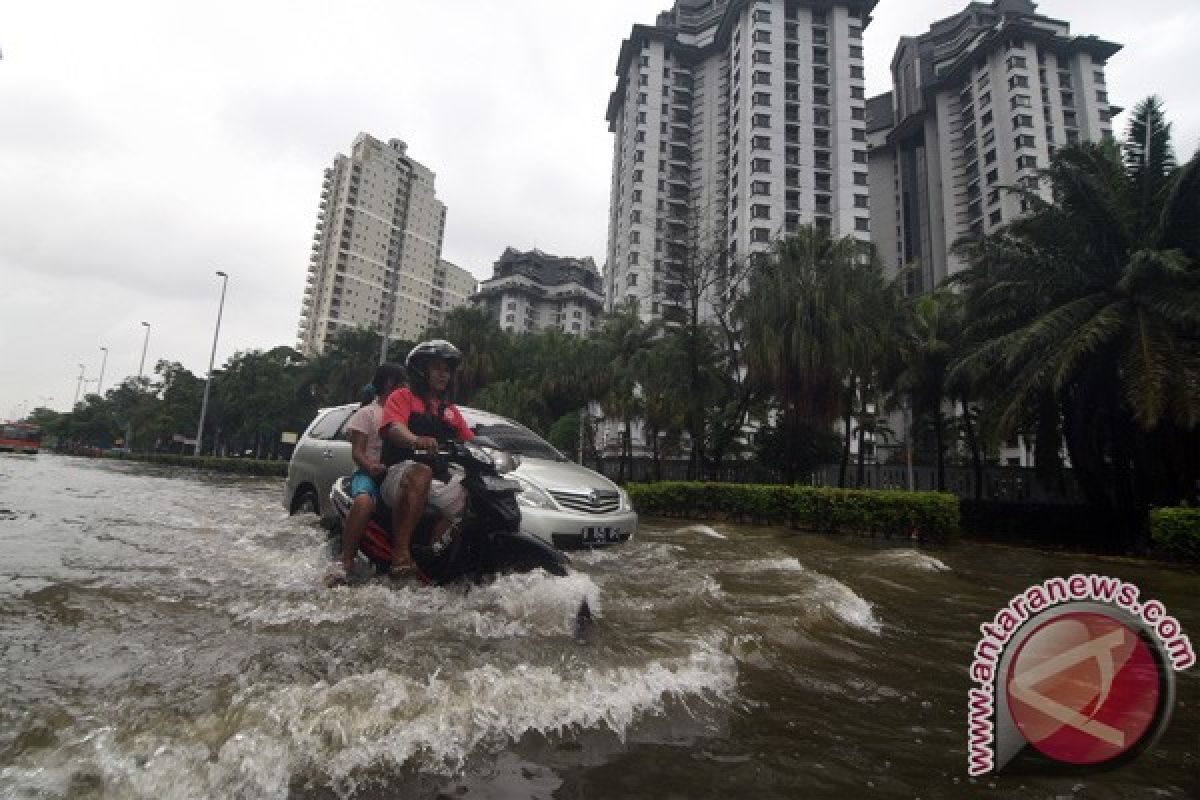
[324,362,406,588]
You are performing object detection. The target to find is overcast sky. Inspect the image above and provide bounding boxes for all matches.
[2,0,1197,418]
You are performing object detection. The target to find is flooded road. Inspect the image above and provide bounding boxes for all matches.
[0,454,1196,799]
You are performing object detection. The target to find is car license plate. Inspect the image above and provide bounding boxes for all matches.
[482,476,521,492]
[581,526,622,544]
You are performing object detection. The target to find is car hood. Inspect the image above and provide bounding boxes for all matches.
[513,458,619,493]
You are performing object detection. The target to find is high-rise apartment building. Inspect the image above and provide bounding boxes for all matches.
[297,133,476,355]
[867,0,1121,293]
[605,0,879,321]
[474,248,604,335]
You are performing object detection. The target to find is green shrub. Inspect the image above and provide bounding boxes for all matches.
[1151,507,1200,562]
[626,481,959,543]
[105,452,288,477]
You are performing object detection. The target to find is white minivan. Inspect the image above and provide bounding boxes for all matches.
[284,403,636,549]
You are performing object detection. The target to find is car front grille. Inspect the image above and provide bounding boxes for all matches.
[548,489,620,514]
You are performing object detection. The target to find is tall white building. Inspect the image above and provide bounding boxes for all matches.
[605,0,878,321]
[474,248,604,335]
[867,0,1121,293]
[298,133,476,355]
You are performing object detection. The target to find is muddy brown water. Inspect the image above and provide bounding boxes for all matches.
[0,454,1196,799]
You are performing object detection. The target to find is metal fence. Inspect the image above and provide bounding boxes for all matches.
[585,457,1084,505]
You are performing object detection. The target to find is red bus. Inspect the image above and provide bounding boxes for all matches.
[0,422,42,454]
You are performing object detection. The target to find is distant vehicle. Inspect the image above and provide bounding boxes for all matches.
[0,423,41,454]
[284,403,637,549]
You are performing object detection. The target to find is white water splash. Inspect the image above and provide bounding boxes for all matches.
[728,558,882,634]
[860,549,950,573]
[671,524,727,539]
[0,635,737,800]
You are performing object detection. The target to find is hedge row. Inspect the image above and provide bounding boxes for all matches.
[1151,507,1200,562]
[105,452,288,477]
[627,481,959,543]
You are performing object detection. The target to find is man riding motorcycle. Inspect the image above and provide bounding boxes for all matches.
[378,339,474,582]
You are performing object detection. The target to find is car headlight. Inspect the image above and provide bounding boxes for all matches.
[514,476,557,509]
[617,486,633,512]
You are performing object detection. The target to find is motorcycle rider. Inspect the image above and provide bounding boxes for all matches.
[323,361,406,588]
[378,339,474,581]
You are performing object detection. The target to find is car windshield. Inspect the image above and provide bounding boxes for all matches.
[472,422,566,461]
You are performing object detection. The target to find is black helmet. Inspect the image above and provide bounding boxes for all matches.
[406,339,462,387]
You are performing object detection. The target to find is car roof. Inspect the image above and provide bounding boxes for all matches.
[314,402,517,429]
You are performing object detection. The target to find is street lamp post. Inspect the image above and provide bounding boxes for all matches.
[137,321,152,383]
[194,271,229,456]
[127,322,153,452]
[74,364,86,407]
[97,346,109,395]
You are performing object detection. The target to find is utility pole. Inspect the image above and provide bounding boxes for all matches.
[195,271,229,456]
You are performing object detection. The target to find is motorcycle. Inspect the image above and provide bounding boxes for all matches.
[329,437,571,586]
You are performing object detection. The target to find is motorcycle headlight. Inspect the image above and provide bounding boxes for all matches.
[463,441,494,467]
[514,476,556,509]
[617,486,633,512]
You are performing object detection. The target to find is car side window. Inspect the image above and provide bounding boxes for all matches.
[308,407,354,440]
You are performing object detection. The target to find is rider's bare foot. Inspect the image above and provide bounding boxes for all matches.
[323,562,349,588]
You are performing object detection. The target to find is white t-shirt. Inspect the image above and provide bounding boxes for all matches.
[345,402,385,465]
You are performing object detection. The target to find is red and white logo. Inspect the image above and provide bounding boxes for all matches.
[1005,612,1163,766]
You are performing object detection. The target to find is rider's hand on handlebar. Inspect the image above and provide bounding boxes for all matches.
[413,435,440,454]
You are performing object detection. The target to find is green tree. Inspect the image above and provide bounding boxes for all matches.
[736,226,884,483]
[953,98,1200,548]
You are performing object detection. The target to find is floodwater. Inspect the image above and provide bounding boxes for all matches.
[0,454,1196,799]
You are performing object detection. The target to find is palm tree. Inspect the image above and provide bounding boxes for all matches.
[737,226,887,483]
[952,97,1200,548]
[893,290,958,491]
[594,300,660,481]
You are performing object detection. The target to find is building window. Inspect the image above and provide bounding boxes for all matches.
[630,251,640,265]
[849,44,863,59]
[753,91,771,106]
[855,217,870,232]
[630,230,641,244]
[627,273,638,286]
[752,157,771,173]
[986,168,999,184]
[853,150,867,164]
[1016,154,1038,170]
[1012,114,1034,129]
[751,204,771,219]
[632,189,643,202]
[753,8,771,23]
[1014,134,1036,150]
[813,67,829,85]
[751,227,771,243]
[1006,55,1027,71]
[850,86,865,100]
[981,110,993,127]
[752,113,771,127]
[1008,75,1029,90]
[630,210,642,223]
[1010,94,1032,110]
[813,87,829,105]
[753,29,771,44]
[753,70,771,85]
[753,50,771,64]
[814,108,831,126]
[852,128,866,142]
[505,314,514,323]
[989,210,1003,226]
[852,106,865,121]
[751,180,771,195]
[854,194,869,209]
[752,135,771,150]
[850,65,864,80]
[853,172,867,186]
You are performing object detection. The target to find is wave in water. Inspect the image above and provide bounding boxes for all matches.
[0,635,737,800]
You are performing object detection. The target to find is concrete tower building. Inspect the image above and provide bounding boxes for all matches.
[867,0,1121,293]
[474,248,604,335]
[297,133,476,355]
[605,0,879,321]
